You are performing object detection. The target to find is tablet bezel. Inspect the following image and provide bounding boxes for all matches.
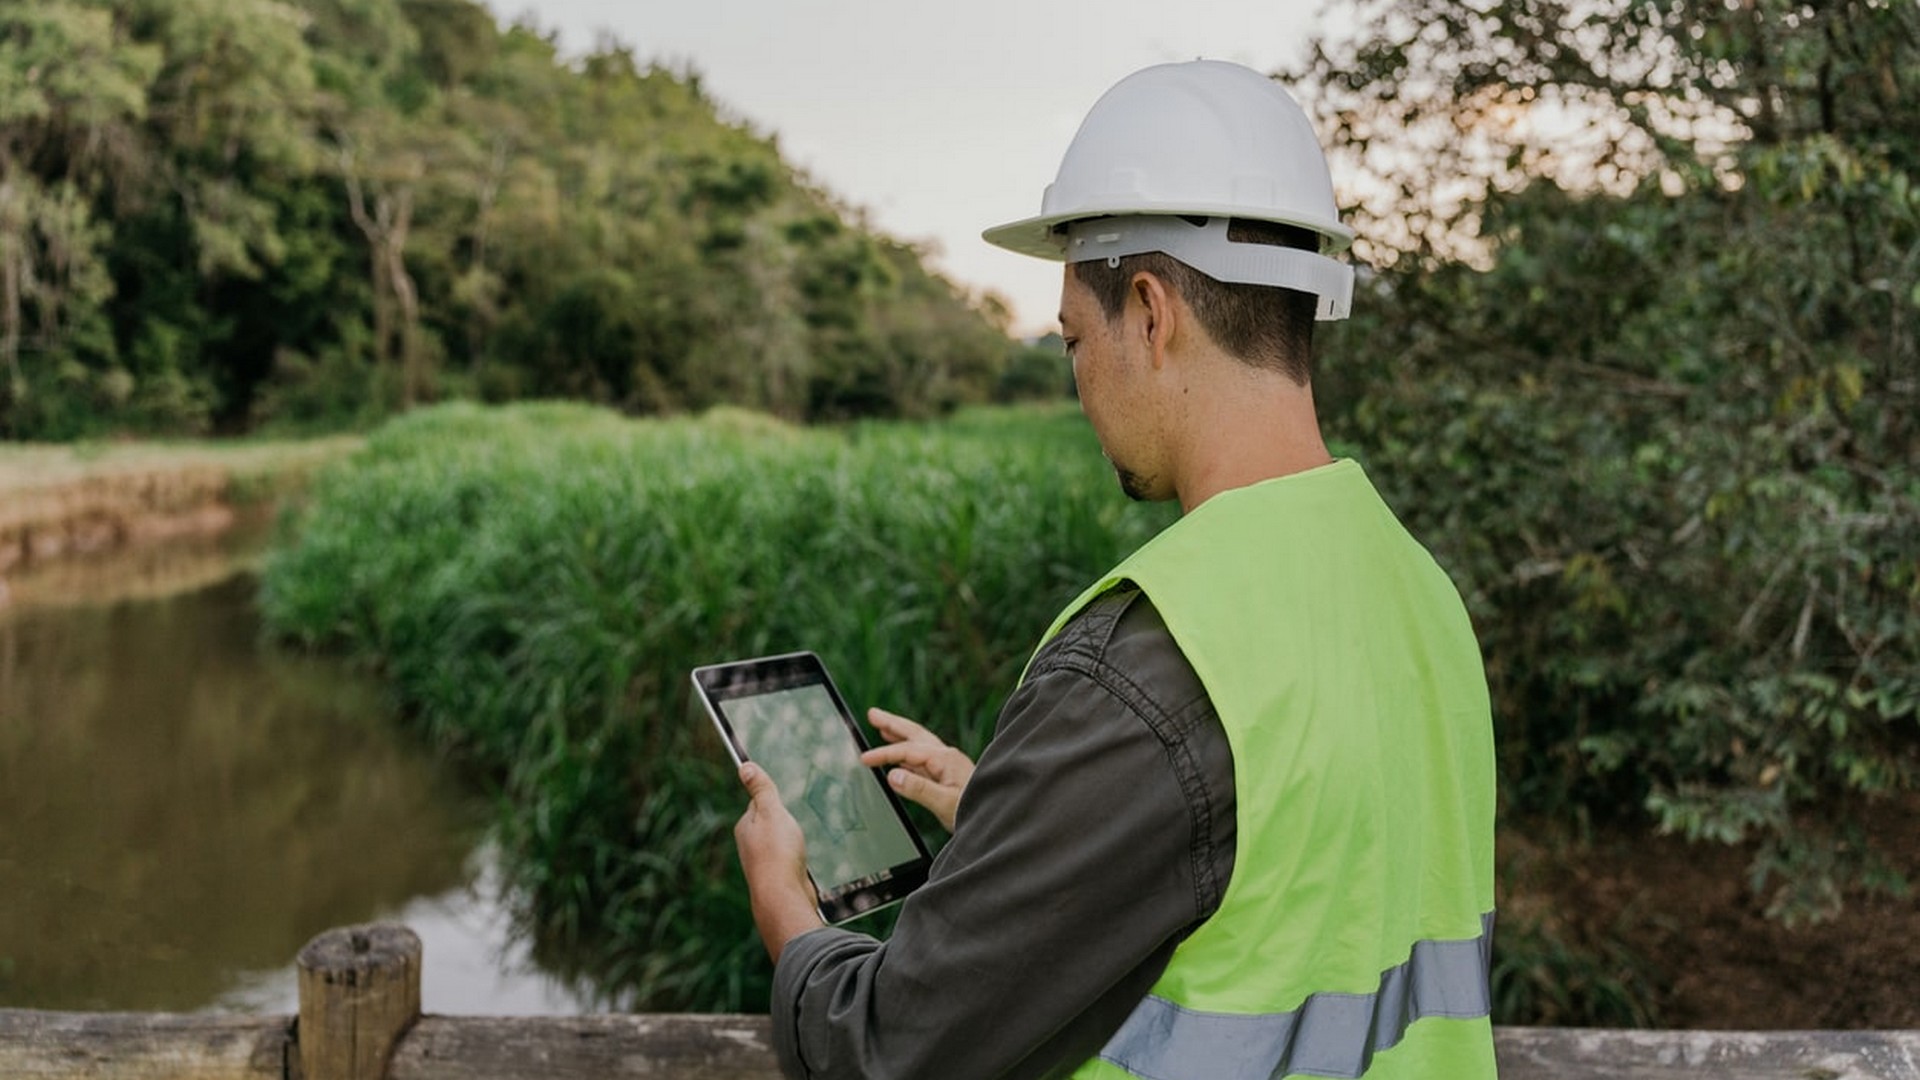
[691,651,933,924]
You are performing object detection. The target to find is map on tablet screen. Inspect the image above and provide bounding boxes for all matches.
[692,652,933,922]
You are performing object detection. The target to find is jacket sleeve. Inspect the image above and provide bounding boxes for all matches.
[770,595,1232,1080]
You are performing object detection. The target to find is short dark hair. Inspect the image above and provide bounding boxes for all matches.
[1068,217,1319,384]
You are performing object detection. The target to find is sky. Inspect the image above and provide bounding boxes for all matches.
[482,1,1349,338]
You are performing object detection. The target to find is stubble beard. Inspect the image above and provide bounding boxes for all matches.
[1114,462,1153,502]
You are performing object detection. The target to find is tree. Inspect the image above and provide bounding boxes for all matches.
[334,119,428,408]
[0,0,159,434]
[399,0,495,91]
[1292,0,1918,266]
[133,0,319,279]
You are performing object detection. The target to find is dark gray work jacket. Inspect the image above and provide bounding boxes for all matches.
[771,587,1237,1079]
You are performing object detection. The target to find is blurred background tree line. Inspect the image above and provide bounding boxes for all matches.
[0,0,1058,439]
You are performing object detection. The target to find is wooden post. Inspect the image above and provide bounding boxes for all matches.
[296,923,422,1080]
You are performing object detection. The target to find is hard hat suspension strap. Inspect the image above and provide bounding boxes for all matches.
[1063,216,1354,321]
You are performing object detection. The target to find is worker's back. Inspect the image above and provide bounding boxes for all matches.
[1042,459,1498,1080]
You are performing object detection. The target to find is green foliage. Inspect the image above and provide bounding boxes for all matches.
[0,0,1019,438]
[1490,911,1662,1028]
[259,401,1173,1009]
[997,334,1075,403]
[1297,0,1919,928]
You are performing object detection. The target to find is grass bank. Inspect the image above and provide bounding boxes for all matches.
[260,400,1174,1009]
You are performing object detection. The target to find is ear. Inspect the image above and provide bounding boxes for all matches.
[1128,270,1179,370]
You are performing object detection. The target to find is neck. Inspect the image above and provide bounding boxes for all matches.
[1170,367,1331,514]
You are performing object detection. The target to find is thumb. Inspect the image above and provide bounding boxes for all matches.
[740,762,780,803]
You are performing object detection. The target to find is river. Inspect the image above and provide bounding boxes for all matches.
[0,529,599,1015]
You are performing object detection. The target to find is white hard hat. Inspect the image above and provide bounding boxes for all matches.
[983,59,1354,320]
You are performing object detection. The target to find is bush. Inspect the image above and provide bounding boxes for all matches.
[1318,174,1920,926]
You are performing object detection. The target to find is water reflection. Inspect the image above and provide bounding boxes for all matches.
[0,557,593,1014]
[214,842,597,1016]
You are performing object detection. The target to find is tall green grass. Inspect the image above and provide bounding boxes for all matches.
[260,400,1174,1010]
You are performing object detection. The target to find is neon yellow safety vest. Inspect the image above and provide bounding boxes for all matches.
[1040,460,1498,1080]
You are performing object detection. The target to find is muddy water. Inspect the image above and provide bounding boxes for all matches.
[0,539,596,1014]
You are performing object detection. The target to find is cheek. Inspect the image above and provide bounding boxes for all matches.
[1074,361,1122,448]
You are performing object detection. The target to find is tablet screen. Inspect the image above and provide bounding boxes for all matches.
[693,653,931,922]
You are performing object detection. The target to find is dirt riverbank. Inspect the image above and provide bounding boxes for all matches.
[0,437,358,605]
[1504,792,1920,1029]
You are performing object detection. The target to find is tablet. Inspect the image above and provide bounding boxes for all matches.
[692,651,933,924]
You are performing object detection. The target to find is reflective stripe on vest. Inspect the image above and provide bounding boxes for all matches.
[1096,911,1496,1080]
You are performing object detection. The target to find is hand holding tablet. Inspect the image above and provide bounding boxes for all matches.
[693,652,934,924]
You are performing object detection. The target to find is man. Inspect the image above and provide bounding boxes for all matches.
[733,60,1498,1079]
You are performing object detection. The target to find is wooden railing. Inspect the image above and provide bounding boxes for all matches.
[2,923,1915,1080]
